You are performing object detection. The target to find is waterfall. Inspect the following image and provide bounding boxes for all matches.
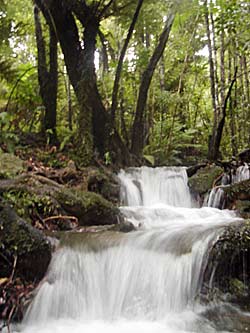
[118,167,192,207]
[14,167,242,333]
[233,163,250,183]
[207,164,250,209]
[207,187,225,209]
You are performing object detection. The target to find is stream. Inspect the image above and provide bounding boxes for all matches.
[11,166,250,332]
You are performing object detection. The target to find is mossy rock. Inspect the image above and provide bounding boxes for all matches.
[188,164,223,196]
[55,188,119,226]
[0,174,119,229]
[239,149,250,163]
[87,168,120,204]
[0,153,25,179]
[0,202,51,282]
[223,179,250,203]
[203,220,250,309]
[235,200,250,219]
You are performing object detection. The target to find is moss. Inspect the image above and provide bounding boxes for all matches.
[87,168,120,204]
[235,200,250,219]
[2,189,59,224]
[229,279,248,298]
[0,173,119,229]
[224,179,250,202]
[0,153,24,179]
[204,221,250,305]
[0,204,51,282]
[188,164,223,195]
[55,188,119,226]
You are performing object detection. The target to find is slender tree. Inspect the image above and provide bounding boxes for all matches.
[34,5,58,144]
[131,14,175,157]
[111,0,144,124]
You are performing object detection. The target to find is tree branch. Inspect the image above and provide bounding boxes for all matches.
[99,0,115,19]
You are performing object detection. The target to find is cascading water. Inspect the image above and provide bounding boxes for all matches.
[207,163,250,209]
[12,167,244,333]
[233,163,250,183]
[207,187,225,209]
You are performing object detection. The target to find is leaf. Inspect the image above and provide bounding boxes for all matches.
[0,277,9,286]
[143,154,155,166]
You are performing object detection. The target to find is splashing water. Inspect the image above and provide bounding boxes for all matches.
[13,167,245,333]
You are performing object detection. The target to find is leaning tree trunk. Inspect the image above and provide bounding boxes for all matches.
[111,0,144,124]
[131,14,175,158]
[212,67,238,160]
[34,5,58,144]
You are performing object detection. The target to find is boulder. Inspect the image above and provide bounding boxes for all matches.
[188,164,223,197]
[203,221,250,310]
[186,163,207,178]
[0,203,51,282]
[0,174,119,229]
[239,149,250,163]
[223,179,250,203]
[235,200,250,219]
[221,179,250,218]
[110,220,136,233]
[55,188,119,226]
[87,168,120,204]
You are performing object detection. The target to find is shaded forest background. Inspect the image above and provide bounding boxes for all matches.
[0,0,250,167]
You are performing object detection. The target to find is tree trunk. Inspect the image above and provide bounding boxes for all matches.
[66,75,72,131]
[131,14,175,157]
[34,5,58,144]
[98,30,109,75]
[213,67,238,160]
[204,0,218,160]
[243,56,250,144]
[35,0,133,166]
[111,0,144,124]
[82,19,108,160]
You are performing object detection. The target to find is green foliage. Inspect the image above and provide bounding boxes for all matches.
[2,190,56,223]
[0,0,249,164]
[144,120,206,165]
[104,151,112,165]
[0,112,19,152]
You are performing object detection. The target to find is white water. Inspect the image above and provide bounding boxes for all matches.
[14,167,243,333]
[207,187,225,209]
[233,163,250,183]
[207,163,250,209]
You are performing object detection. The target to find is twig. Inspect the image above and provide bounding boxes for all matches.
[7,304,15,333]
[212,172,224,188]
[38,215,78,225]
[9,256,17,283]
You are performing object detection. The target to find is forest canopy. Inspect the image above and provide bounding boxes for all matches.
[0,0,250,166]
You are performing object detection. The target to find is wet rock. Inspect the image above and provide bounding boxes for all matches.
[188,164,223,197]
[0,203,51,282]
[203,220,250,310]
[239,148,250,163]
[55,188,119,226]
[212,178,250,217]
[235,200,250,219]
[87,168,120,204]
[201,303,250,332]
[186,163,207,178]
[110,220,136,233]
[223,179,250,204]
[0,153,24,179]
